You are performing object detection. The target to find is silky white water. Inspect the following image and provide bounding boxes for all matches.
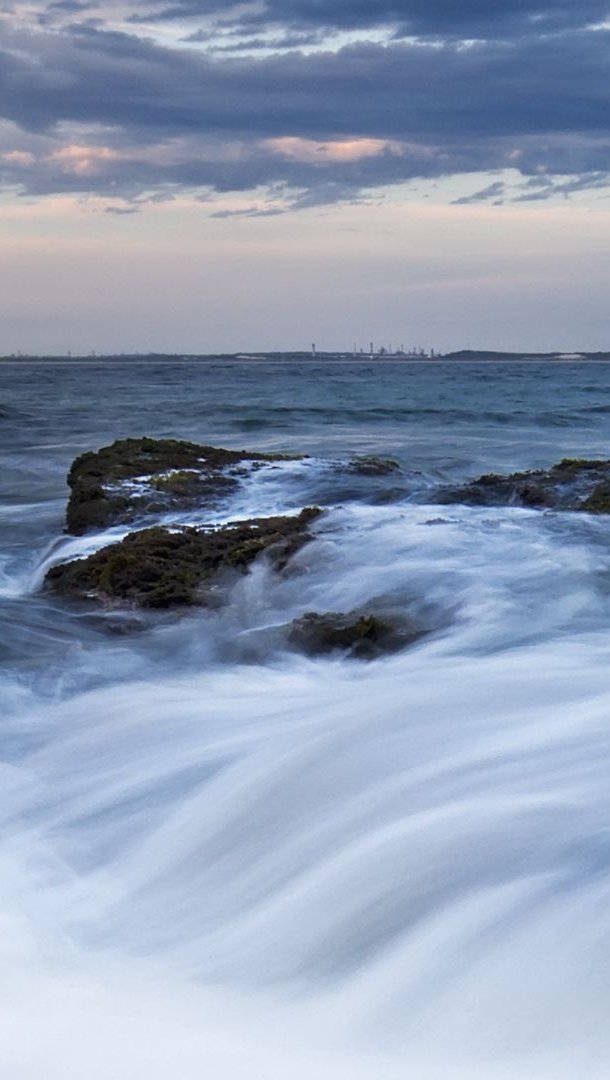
[3,358,610,1077]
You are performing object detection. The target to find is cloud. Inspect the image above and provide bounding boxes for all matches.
[47,1,95,12]
[49,144,122,174]
[512,171,610,200]
[1,149,36,166]
[181,27,326,52]
[104,203,141,213]
[1,4,610,207]
[265,137,405,165]
[209,205,284,218]
[123,0,610,38]
[452,170,610,204]
[452,181,506,205]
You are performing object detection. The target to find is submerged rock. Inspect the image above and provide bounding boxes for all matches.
[440,458,610,512]
[65,437,302,534]
[344,456,401,477]
[287,609,426,659]
[46,508,322,609]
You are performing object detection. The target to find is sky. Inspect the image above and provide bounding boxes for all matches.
[1,0,610,354]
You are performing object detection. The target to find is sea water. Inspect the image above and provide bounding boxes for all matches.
[3,359,610,1077]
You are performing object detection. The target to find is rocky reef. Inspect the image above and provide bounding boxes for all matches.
[65,437,302,534]
[46,437,434,659]
[47,508,322,609]
[440,458,610,512]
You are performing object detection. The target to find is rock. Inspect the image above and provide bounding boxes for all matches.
[65,437,303,534]
[287,609,425,659]
[439,457,610,512]
[46,508,322,609]
[581,483,610,514]
[344,456,401,476]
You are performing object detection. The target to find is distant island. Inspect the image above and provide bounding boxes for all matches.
[440,350,610,362]
[2,350,610,363]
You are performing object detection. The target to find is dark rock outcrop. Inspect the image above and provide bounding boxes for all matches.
[46,508,322,609]
[344,456,401,477]
[66,437,302,534]
[440,458,610,512]
[287,609,426,659]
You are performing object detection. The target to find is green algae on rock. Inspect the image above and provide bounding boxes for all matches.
[580,484,610,514]
[440,457,610,512]
[65,437,304,534]
[287,609,426,660]
[46,508,322,609]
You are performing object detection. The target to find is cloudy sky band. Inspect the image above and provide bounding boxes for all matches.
[2,0,609,353]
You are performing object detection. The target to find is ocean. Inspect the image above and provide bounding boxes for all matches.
[3,358,610,1077]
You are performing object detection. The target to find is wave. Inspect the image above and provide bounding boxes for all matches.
[201,405,595,432]
[3,629,610,1077]
[578,403,610,415]
[0,403,31,420]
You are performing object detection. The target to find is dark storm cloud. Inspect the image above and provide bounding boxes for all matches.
[2,5,610,205]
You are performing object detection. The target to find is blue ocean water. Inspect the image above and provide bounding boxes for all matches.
[3,358,610,1078]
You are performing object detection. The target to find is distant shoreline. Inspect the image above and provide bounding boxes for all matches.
[2,350,610,363]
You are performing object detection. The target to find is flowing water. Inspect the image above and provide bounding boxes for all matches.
[3,358,610,1077]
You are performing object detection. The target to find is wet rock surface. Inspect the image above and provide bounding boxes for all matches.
[287,609,427,659]
[66,437,302,534]
[439,458,610,512]
[46,508,322,609]
[343,456,401,477]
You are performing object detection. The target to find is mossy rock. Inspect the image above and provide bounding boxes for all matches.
[65,437,305,534]
[287,609,425,660]
[345,456,401,477]
[440,457,610,512]
[554,458,609,475]
[46,508,322,609]
[580,483,610,514]
[149,470,205,494]
[441,470,553,508]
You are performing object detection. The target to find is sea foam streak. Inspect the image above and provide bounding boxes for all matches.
[3,639,610,1077]
[2,496,610,1076]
